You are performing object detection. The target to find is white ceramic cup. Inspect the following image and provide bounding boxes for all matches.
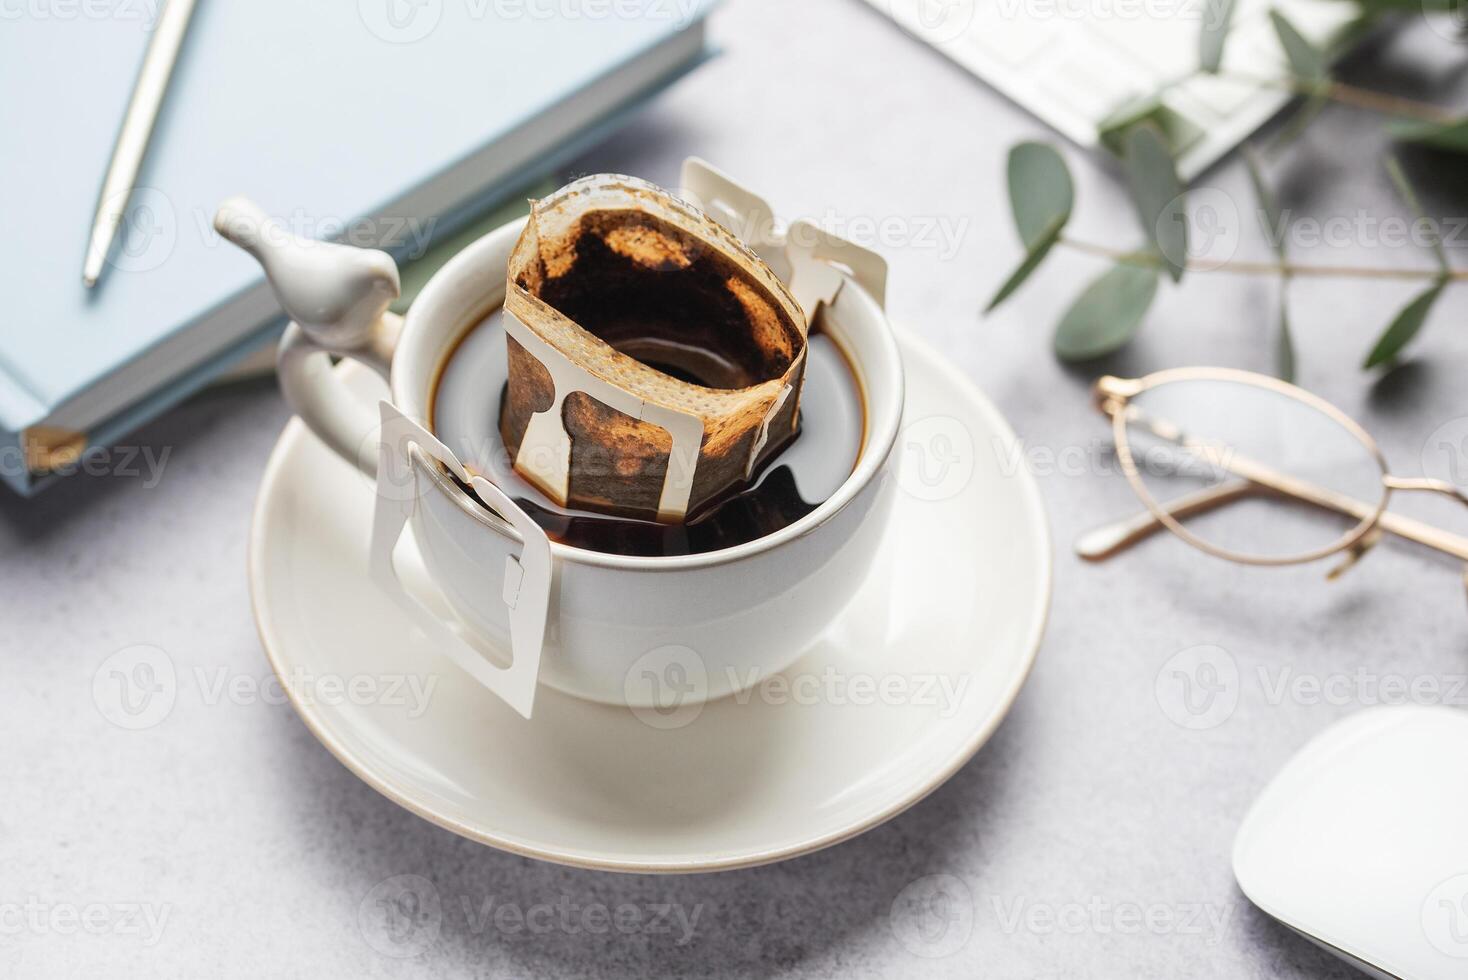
[218,195,903,710]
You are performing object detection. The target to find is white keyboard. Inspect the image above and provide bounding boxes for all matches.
[863,0,1363,179]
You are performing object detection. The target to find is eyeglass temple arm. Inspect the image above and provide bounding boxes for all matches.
[1086,399,1468,557]
[1076,481,1255,561]
[1167,418,1468,562]
[1082,407,1468,562]
[1383,475,1468,508]
[1077,485,1468,562]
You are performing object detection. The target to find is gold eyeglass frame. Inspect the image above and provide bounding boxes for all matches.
[1084,367,1468,573]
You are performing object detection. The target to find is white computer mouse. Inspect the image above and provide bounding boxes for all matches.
[1233,705,1468,979]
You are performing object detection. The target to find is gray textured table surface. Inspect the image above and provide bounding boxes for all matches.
[4,2,1467,976]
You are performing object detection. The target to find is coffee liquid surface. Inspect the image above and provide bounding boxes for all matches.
[432,311,863,557]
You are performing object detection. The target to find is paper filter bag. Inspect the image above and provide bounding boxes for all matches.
[501,174,809,524]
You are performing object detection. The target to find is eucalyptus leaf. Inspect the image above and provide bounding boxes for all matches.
[1098,92,1164,148]
[1362,279,1447,369]
[1389,118,1468,155]
[1243,146,1287,261]
[1097,96,1203,158]
[1007,142,1075,248]
[985,215,1065,313]
[1054,262,1161,361]
[1200,0,1238,72]
[1263,8,1330,150]
[1242,148,1297,378]
[1267,90,1329,152]
[1385,155,1449,273]
[1122,123,1188,283]
[1276,298,1296,382]
[1269,9,1325,82]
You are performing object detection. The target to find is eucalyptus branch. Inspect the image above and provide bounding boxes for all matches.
[1215,71,1461,124]
[986,8,1467,367]
[1058,236,1468,282]
[1146,68,1460,125]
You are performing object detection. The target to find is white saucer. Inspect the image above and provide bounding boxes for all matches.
[248,331,1051,873]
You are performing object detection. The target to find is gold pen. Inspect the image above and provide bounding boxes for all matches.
[82,0,197,288]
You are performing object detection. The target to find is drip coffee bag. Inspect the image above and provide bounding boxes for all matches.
[501,175,808,524]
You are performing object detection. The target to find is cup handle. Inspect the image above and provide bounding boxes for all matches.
[213,196,404,478]
[371,402,552,719]
[277,317,401,478]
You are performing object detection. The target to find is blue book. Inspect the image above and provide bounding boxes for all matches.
[0,0,716,495]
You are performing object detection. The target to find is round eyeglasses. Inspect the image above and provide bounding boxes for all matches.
[1079,368,1468,582]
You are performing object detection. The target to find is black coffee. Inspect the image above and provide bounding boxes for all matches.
[431,312,864,558]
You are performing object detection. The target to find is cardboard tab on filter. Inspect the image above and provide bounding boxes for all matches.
[501,174,809,524]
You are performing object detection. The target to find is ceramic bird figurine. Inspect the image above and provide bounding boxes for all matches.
[213,197,400,352]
